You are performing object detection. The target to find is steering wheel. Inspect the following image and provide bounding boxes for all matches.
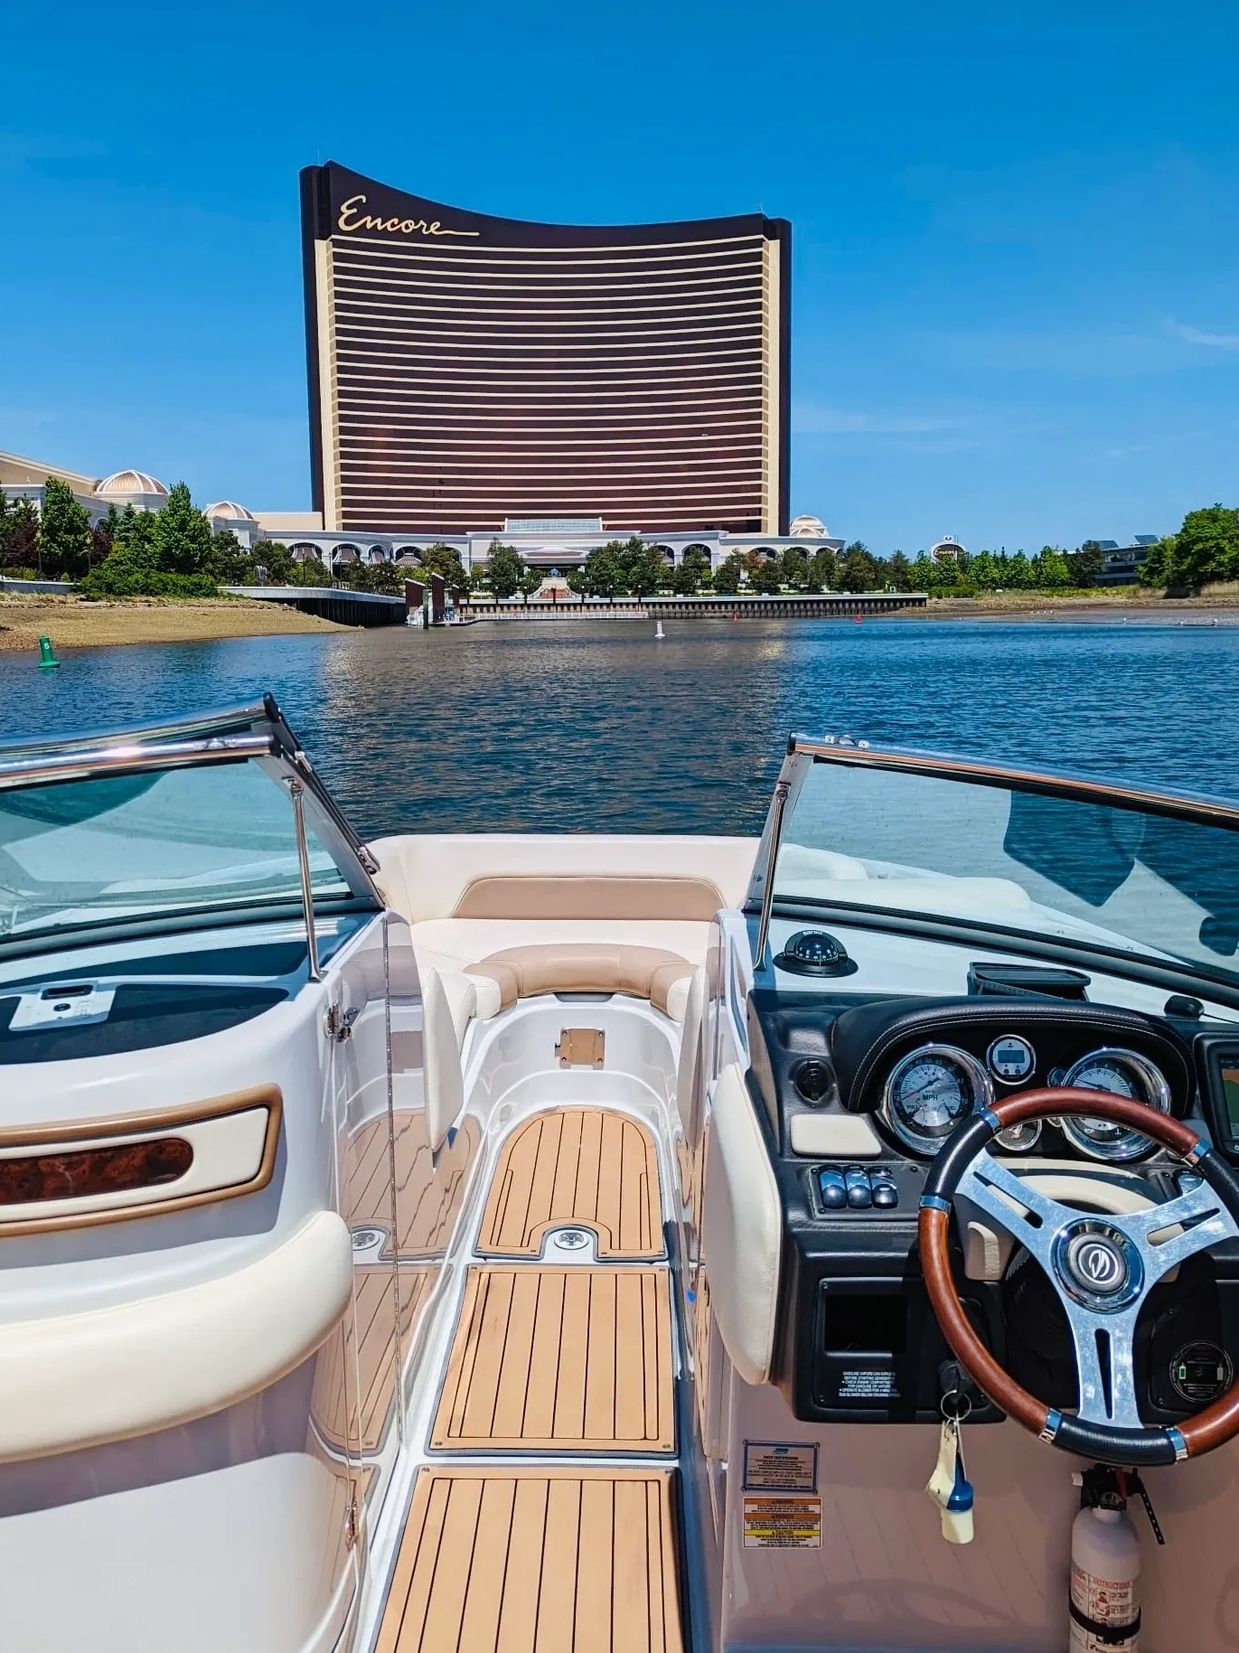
[918,1087,1239,1465]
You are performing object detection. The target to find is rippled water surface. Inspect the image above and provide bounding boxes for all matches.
[1,619,1235,836]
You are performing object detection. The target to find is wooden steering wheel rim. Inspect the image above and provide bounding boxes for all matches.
[917,1086,1239,1459]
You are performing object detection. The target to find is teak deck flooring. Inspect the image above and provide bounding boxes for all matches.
[346,1112,478,1259]
[431,1266,675,1454]
[311,1265,433,1453]
[375,1468,685,1653]
[478,1109,663,1259]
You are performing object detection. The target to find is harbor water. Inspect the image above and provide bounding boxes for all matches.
[2,618,1234,837]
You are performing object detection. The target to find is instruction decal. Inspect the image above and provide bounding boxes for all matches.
[742,1495,823,1550]
[743,1440,819,1493]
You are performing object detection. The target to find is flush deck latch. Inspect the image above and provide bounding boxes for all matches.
[556,1028,605,1068]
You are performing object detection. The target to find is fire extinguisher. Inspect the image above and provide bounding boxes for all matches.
[1069,1467,1165,1652]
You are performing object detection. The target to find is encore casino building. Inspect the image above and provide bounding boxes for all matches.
[301,162,791,539]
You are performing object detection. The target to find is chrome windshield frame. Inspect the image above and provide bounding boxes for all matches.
[744,733,1239,1004]
[0,695,383,959]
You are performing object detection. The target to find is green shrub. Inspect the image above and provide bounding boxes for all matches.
[80,557,218,599]
[0,567,43,583]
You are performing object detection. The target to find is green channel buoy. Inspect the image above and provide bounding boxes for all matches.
[37,635,60,670]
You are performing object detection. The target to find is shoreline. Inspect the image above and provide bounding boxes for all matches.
[0,595,353,651]
[889,593,1239,624]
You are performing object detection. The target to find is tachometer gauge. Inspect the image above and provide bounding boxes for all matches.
[1059,1048,1171,1162]
[881,1044,993,1156]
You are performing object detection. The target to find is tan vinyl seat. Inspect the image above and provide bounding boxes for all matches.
[466,943,695,1019]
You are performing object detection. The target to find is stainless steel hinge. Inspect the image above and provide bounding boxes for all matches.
[344,1487,359,1549]
[325,1002,360,1041]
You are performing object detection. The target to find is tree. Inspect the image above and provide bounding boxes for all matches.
[486,540,524,599]
[682,543,712,574]
[1139,536,1178,590]
[38,477,92,580]
[712,552,746,595]
[206,528,253,585]
[1031,546,1071,588]
[746,555,782,595]
[968,551,1000,590]
[5,498,40,572]
[1172,504,1239,593]
[1067,541,1105,588]
[809,546,837,591]
[626,540,668,597]
[670,561,700,595]
[580,542,624,597]
[152,482,213,575]
[112,503,159,567]
[420,542,469,592]
[886,550,913,591]
[838,547,878,592]
[780,546,808,590]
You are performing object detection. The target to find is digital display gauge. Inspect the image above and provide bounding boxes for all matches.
[988,1035,1036,1084]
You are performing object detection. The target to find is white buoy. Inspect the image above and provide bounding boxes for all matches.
[655,620,666,639]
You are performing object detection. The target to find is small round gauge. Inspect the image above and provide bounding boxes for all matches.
[993,1118,1043,1154]
[1059,1048,1172,1162]
[881,1044,993,1156]
[988,1035,1036,1084]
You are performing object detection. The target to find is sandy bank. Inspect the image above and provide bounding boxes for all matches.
[0,595,350,651]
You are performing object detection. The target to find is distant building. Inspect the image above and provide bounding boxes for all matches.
[930,535,965,561]
[1090,536,1161,585]
[300,161,791,539]
[0,452,840,576]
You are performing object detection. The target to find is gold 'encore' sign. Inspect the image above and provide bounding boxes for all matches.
[336,194,480,239]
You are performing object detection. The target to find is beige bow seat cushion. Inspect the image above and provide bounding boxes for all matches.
[465,943,695,1020]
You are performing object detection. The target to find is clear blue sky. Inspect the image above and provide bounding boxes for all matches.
[4,0,1237,553]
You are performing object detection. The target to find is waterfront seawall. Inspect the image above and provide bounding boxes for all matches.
[464,593,928,621]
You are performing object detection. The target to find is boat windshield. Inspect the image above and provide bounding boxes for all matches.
[0,760,356,950]
[771,747,1239,991]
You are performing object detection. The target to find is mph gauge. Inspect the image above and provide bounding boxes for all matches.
[880,1045,993,1156]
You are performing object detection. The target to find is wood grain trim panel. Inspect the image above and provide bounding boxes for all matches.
[376,1468,685,1653]
[431,1266,675,1453]
[479,1108,664,1260]
[0,1085,283,1236]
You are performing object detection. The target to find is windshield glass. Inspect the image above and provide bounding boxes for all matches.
[0,761,354,946]
[774,758,1239,987]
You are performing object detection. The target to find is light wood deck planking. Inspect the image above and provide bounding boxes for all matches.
[478,1109,663,1259]
[376,1468,685,1653]
[311,1265,434,1452]
[345,1111,479,1259]
[431,1266,675,1453]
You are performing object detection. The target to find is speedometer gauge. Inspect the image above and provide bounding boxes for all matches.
[881,1045,993,1156]
[1059,1048,1171,1162]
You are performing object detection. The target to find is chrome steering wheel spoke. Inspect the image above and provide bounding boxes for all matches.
[1063,1302,1145,1430]
[955,1153,1074,1275]
[1120,1176,1239,1286]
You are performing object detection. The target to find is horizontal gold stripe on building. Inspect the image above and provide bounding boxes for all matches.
[327,293,763,319]
[328,233,766,265]
[329,267,765,295]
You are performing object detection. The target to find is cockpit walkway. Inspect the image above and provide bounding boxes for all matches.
[376,1106,686,1652]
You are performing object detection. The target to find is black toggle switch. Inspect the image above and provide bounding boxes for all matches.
[818,1168,848,1209]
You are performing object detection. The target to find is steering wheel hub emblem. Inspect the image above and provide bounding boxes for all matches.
[1054,1220,1144,1312]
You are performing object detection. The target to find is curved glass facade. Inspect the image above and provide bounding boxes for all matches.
[301,163,790,536]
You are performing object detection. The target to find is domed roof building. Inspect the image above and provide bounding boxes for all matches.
[789,514,829,538]
[203,501,256,522]
[94,469,168,499]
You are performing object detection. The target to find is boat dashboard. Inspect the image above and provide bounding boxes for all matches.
[744,953,1239,1436]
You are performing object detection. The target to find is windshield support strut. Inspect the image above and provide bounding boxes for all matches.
[290,780,323,982]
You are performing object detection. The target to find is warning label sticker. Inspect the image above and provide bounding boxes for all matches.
[742,1495,823,1550]
[742,1441,818,1492]
[839,1368,899,1400]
